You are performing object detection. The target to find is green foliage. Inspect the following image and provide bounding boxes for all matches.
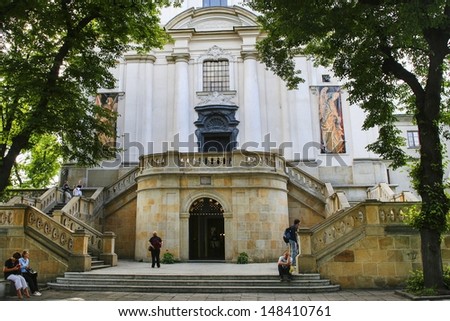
[405,266,450,296]
[0,1,171,193]
[444,265,450,288]
[161,251,175,264]
[405,269,436,296]
[237,252,249,264]
[11,134,61,188]
[404,196,450,233]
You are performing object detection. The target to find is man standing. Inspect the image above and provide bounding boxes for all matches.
[149,231,163,268]
[288,219,300,266]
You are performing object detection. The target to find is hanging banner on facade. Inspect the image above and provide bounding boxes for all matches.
[318,86,346,154]
[95,93,119,147]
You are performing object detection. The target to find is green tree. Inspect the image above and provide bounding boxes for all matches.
[0,0,171,195]
[249,0,450,290]
[11,134,61,188]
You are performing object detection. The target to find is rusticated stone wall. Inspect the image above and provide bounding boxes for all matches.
[134,169,290,263]
[103,187,137,259]
[298,203,450,289]
[0,208,69,283]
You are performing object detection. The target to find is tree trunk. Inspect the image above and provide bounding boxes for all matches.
[0,136,29,195]
[420,228,444,290]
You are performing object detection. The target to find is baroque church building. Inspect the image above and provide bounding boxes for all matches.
[6,0,450,289]
[66,1,420,263]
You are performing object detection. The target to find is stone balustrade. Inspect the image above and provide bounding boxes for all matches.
[297,201,420,276]
[285,166,327,200]
[139,150,283,172]
[104,168,139,204]
[26,207,75,254]
[367,182,396,201]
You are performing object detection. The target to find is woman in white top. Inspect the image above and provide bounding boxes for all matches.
[19,250,41,296]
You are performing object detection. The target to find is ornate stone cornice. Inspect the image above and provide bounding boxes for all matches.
[124,54,156,63]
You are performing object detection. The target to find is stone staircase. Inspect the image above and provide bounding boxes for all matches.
[47,272,340,293]
[46,202,65,216]
[90,256,113,270]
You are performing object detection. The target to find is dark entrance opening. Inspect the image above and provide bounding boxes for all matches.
[189,198,225,260]
[194,104,239,153]
[202,133,232,152]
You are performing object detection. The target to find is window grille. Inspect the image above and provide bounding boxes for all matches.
[203,60,230,92]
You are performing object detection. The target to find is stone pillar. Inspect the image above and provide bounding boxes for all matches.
[123,54,156,163]
[52,210,62,224]
[223,212,233,261]
[172,53,191,152]
[241,51,262,146]
[179,213,190,261]
[68,229,91,272]
[100,231,118,266]
[297,228,317,273]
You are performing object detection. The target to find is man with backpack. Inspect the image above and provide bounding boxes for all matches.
[284,219,300,266]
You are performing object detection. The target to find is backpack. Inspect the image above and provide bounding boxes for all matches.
[283,227,291,244]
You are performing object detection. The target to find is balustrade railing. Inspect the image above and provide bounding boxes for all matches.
[0,205,116,271]
[26,206,75,254]
[367,183,420,202]
[298,201,418,270]
[367,183,395,201]
[285,165,327,200]
[139,150,282,171]
[53,210,104,256]
[104,168,139,204]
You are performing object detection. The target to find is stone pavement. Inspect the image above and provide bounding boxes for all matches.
[1,288,409,301]
[2,260,410,301]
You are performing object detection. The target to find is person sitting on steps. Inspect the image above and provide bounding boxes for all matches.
[277,251,293,282]
[3,252,31,299]
[19,250,41,296]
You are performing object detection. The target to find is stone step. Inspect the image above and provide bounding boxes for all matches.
[52,277,333,287]
[62,272,323,281]
[47,273,341,294]
[47,283,341,293]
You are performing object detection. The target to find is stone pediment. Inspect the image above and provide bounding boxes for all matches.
[165,6,258,32]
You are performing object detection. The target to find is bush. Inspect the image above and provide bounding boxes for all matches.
[444,265,450,287]
[161,251,175,264]
[405,266,450,296]
[237,252,249,264]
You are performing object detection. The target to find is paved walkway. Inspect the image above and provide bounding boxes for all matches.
[2,260,410,301]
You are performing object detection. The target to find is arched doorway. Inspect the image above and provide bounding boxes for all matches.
[189,197,225,260]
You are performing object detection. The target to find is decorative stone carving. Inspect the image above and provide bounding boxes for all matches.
[198,91,236,106]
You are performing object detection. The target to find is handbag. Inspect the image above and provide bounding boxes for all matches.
[148,244,154,251]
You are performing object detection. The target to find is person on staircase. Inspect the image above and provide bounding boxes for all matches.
[149,231,163,268]
[3,252,30,299]
[19,250,41,296]
[62,181,72,203]
[287,219,300,267]
[277,251,293,281]
[73,184,82,197]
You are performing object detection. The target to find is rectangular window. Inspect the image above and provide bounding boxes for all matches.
[203,60,230,92]
[203,0,227,7]
[407,131,420,148]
